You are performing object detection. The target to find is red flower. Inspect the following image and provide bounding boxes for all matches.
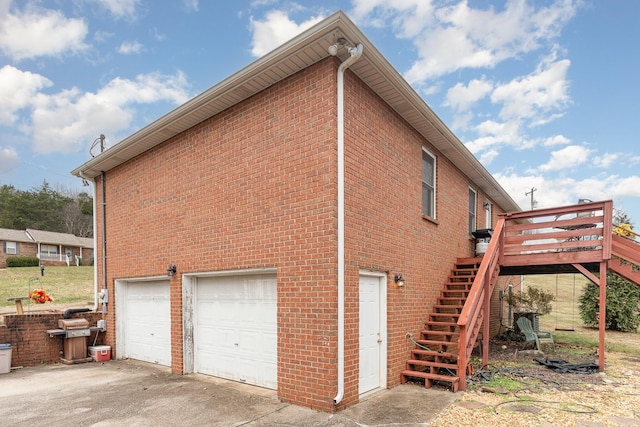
[29,289,53,304]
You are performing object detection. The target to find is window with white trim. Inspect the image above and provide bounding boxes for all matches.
[422,149,436,218]
[468,187,477,236]
[41,244,59,256]
[4,241,18,254]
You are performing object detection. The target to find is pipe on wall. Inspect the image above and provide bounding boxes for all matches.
[79,171,100,311]
[332,42,363,405]
[100,171,107,314]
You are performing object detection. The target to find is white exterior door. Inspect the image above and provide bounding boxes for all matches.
[119,280,171,366]
[194,274,277,389]
[359,273,386,395]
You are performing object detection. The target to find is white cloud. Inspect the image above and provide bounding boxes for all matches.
[479,149,499,165]
[451,111,473,131]
[151,28,165,42]
[444,78,493,112]
[351,0,436,38]
[613,176,640,197]
[0,65,52,125]
[92,0,140,19]
[492,56,571,122]
[29,71,191,154]
[465,119,521,153]
[495,169,640,212]
[542,135,571,146]
[249,10,325,57]
[538,145,591,172]
[94,30,114,43]
[494,172,580,211]
[0,3,88,60]
[183,0,199,12]
[0,147,19,173]
[117,40,143,55]
[352,0,580,82]
[594,152,619,169]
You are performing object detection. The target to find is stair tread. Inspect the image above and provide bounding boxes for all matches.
[403,257,481,393]
[410,351,458,361]
[425,321,458,327]
[429,313,460,319]
[433,305,463,311]
[407,359,458,369]
[416,338,458,346]
[401,370,460,383]
[420,331,458,337]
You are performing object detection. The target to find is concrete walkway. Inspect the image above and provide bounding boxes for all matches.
[0,360,457,426]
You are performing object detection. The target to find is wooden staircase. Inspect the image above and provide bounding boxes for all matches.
[400,259,482,391]
[398,201,640,393]
[608,257,640,284]
[610,234,640,285]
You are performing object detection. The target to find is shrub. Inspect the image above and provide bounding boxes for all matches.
[579,272,640,332]
[6,257,40,267]
[506,285,555,315]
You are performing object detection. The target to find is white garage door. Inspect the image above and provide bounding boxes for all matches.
[195,274,277,389]
[121,280,171,366]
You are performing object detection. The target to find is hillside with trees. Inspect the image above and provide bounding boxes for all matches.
[0,182,93,237]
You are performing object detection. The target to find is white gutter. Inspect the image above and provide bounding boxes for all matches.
[79,171,99,311]
[333,43,363,405]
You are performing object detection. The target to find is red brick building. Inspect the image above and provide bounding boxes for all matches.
[0,228,93,268]
[72,12,519,412]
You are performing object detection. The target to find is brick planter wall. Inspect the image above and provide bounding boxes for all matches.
[0,312,105,368]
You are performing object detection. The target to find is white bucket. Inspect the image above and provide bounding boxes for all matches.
[476,241,489,256]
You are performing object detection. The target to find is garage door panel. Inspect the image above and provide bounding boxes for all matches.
[123,281,171,367]
[195,274,277,389]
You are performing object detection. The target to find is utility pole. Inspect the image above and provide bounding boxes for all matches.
[525,187,537,210]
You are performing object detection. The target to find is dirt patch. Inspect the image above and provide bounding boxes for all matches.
[429,339,640,427]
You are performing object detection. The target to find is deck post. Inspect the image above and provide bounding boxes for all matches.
[482,269,490,368]
[598,261,607,371]
[457,326,467,391]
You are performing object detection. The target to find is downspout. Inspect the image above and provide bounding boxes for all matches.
[100,171,107,314]
[79,171,100,311]
[331,42,363,405]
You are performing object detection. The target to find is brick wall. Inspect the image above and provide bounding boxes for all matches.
[341,71,506,401]
[95,59,339,411]
[91,57,509,412]
[0,312,105,367]
[0,241,38,268]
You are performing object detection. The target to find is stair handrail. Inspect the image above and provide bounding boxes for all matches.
[611,233,640,267]
[456,216,504,390]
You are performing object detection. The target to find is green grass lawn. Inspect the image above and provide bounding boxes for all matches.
[522,273,640,356]
[0,266,94,308]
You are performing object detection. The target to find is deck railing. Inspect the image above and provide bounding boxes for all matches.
[611,233,640,263]
[457,216,504,390]
[501,200,613,268]
[456,200,613,390]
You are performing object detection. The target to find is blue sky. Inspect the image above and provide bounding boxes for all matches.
[1,0,639,224]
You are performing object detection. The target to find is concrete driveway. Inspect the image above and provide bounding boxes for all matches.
[0,360,456,426]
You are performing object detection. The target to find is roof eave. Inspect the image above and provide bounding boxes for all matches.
[71,10,520,213]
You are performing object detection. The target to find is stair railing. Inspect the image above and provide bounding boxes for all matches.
[611,233,640,266]
[456,216,504,390]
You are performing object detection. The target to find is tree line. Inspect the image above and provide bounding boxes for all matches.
[0,182,93,237]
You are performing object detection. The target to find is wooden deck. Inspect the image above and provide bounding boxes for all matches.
[455,199,640,391]
[499,200,612,275]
